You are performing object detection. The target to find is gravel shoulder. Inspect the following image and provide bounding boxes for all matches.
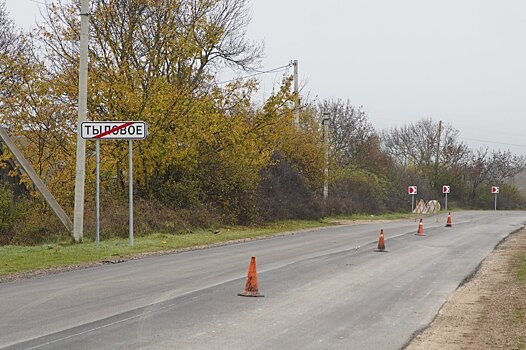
[405,228,526,350]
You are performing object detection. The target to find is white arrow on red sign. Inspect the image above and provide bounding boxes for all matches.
[408,186,417,195]
[443,185,450,194]
[491,186,500,194]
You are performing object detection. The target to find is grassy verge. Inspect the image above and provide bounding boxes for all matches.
[0,214,411,278]
[325,212,415,222]
[517,253,526,283]
[512,246,526,350]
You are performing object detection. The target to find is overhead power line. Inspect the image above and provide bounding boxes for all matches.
[29,0,47,5]
[217,63,292,85]
[461,137,526,149]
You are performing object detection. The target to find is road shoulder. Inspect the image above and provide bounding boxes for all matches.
[405,227,526,349]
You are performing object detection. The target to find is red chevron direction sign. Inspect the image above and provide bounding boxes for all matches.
[443,185,450,194]
[81,121,147,140]
[491,186,499,194]
[408,186,417,195]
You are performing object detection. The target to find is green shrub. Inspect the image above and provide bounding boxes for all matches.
[0,184,16,244]
[82,196,222,241]
[10,200,70,245]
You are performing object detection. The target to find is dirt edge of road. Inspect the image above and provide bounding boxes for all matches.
[404,226,526,350]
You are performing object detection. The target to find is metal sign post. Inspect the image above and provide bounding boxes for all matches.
[95,139,100,245]
[129,140,134,246]
[442,185,450,212]
[491,186,499,211]
[81,121,147,246]
[408,186,417,213]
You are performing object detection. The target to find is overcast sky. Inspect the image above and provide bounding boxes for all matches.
[6,0,526,155]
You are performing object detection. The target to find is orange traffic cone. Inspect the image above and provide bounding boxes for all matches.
[238,257,264,297]
[375,229,387,252]
[445,212,452,227]
[416,218,425,236]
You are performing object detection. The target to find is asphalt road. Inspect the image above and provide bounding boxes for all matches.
[1,211,525,350]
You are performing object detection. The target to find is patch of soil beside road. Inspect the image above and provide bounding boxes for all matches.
[405,228,526,350]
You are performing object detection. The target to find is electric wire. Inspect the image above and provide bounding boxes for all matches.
[460,137,526,149]
[29,0,47,5]
[217,63,292,85]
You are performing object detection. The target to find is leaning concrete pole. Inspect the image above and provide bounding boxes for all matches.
[73,0,90,242]
[0,128,73,232]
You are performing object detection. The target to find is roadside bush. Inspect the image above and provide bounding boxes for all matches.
[327,165,388,215]
[257,158,322,223]
[498,184,526,210]
[83,196,222,240]
[0,184,16,244]
[9,199,70,245]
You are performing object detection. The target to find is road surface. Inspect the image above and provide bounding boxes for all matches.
[1,211,525,349]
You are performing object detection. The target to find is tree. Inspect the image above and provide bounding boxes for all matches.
[383,119,469,188]
[317,99,375,166]
[314,99,392,213]
[0,0,25,109]
[34,0,265,209]
[0,1,76,206]
[256,94,324,222]
[39,0,262,91]
[465,148,526,207]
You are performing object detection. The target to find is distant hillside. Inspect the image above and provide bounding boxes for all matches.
[514,171,526,196]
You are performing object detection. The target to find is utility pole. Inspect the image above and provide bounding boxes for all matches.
[322,113,330,201]
[293,60,300,128]
[0,128,73,232]
[434,120,442,190]
[73,0,90,242]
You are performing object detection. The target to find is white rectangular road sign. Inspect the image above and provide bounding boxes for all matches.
[408,186,417,195]
[443,185,450,194]
[491,186,500,194]
[81,121,147,140]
